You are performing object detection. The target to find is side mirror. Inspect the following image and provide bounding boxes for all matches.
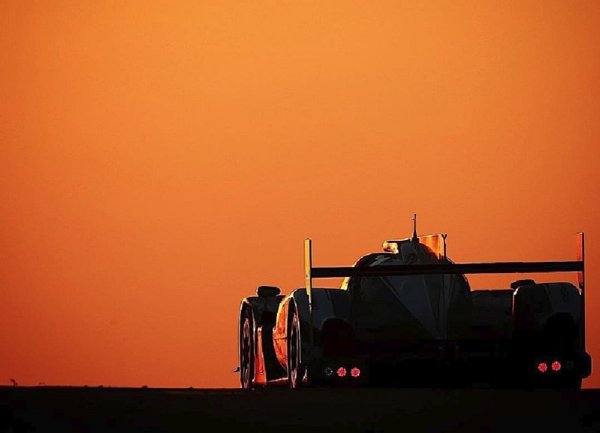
[257,286,281,297]
[510,279,535,290]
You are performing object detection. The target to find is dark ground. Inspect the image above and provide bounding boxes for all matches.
[2,386,600,433]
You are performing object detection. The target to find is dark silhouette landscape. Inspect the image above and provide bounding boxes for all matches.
[2,386,600,432]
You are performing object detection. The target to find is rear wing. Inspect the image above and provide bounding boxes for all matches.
[304,233,586,349]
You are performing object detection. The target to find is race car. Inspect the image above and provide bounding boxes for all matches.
[237,223,590,389]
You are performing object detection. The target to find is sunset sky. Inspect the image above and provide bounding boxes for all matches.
[1,1,599,388]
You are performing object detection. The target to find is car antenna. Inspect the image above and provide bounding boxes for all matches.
[412,213,418,241]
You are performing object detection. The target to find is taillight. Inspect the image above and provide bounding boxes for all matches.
[350,367,361,378]
[324,367,333,377]
[537,362,548,373]
[551,361,561,372]
[337,367,347,377]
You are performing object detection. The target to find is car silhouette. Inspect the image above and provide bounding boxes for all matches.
[238,221,590,389]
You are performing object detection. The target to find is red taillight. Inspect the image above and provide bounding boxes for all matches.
[350,367,361,378]
[337,367,347,377]
[551,361,561,372]
[537,362,548,373]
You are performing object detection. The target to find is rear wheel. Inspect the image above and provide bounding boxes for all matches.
[287,305,305,389]
[240,312,254,389]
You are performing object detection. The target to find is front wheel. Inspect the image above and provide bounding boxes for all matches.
[287,305,305,389]
[240,312,255,389]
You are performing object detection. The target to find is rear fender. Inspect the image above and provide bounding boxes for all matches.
[290,288,353,361]
[513,282,581,332]
[513,282,583,354]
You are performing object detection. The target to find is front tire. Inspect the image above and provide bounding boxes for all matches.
[240,311,255,389]
[287,305,305,389]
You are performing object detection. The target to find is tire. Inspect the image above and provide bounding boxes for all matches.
[287,305,305,389]
[240,311,255,389]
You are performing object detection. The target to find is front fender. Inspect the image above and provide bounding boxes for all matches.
[240,295,284,328]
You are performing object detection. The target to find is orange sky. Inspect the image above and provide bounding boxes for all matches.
[1,1,599,388]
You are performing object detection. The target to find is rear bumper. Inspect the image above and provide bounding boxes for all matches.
[307,348,591,387]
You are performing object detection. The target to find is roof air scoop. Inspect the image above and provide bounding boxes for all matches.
[382,214,418,253]
[382,241,399,254]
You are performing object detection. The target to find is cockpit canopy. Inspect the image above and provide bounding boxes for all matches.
[342,234,472,340]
